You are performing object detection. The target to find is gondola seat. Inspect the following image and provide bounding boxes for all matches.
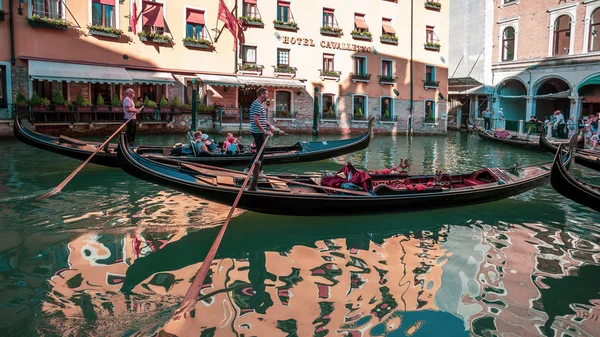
[462,178,486,186]
[373,184,442,195]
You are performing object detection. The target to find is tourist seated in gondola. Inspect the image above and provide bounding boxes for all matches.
[224,136,239,154]
[199,134,219,153]
[193,131,203,144]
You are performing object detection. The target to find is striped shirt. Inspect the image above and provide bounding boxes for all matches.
[123,96,136,120]
[249,99,266,134]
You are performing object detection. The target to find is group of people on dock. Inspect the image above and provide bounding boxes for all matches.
[481,108,506,131]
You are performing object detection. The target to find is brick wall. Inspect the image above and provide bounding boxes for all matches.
[206,85,237,108]
[493,0,590,61]
[68,83,90,102]
[11,66,28,99]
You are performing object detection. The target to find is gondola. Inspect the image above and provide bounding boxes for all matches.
[550,143,600,212]
[117,133,568,216]
[472,123,542,150]
[14,116,374,167]
[539,128,600,171]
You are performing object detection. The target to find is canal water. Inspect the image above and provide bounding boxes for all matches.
[0,131,599,337]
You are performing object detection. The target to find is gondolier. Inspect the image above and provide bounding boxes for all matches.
[246,88,277,172]
[123,88,143,145]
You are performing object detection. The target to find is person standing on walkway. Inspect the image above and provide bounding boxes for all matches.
[553,110,566,139]
[246,88,276,172]
[482,108,493,131]
[495,108,506,130]
[123,88,143,145]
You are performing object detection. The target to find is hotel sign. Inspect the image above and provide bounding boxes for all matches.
[282,36,373,53]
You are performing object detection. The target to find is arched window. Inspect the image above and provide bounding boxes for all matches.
[380,97,394,121]
[589,8,600,52]
[553,15,571,56]
[353,95,367,120]
[502,27,515,61]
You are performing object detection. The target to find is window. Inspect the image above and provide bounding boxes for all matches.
[32,0,62,19]
[277,49,290,66]
[354,13,368,32]
[186,9,206,39]
[382,60,393,77]
[425,65,436,83]
[354,57,367,76]
[323,54,334,71]
[275,91,292,118]
[243,0,258,18]
[242,46,257,64]
[382,18,395,36]
[31,80,53,101]
[553,15,571,56]
[381,97,393,120]
[142,1,165,35]
[425,101,436,123]
[322,94,335,117]
[589,8,600,52]
[426,26,435,43]
[92,0,115,27]
[277,1,290,22]
[323,8,334,27]
[353,95,367,119]
[502,27,515,61]
[0,65,6,107]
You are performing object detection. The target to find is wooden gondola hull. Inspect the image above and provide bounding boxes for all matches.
[117,134,555,216]
[550,145,600,212]
[14,116,373,167]
[539,129,600,171]
[473,125,542,150]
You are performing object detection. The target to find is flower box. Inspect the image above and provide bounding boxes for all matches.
[238,63,264,75]
[424,43,441,51]
[273,65,297,77]
[380,35,399,45]
[320,26,343,37]
[94,105,110,112]
[139,33,172,44]
[351,31,372,41]
[379,76,397,85]
[28,15,69,31]
[53,105,71,112]
[381,115,398,122]
[320,69,341,81]
[273,20,298,31]
[88,25,123,39]
[239,16,264,28]
[423,80,440,88]
[182,38,211,49]
[351,73,371,83]
[425,1,442,11]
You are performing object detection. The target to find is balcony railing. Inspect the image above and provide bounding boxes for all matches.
[379,75,397,85]
[423,80,440,88]
[319,69,341,81]
[351,73,371,83]
[424,1,442,11]
[273,65,298,77]
[239,15,264,28]
[238,63,264,75]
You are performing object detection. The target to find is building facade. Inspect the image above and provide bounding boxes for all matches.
[492,0,600,124]
[0,0,449,135]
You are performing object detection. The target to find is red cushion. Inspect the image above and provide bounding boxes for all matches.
[463,178,486,186]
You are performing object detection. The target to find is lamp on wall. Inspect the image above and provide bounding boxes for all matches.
[296,89,303,96]
[393,88,400,97]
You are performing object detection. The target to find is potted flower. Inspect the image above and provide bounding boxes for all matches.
[351,30,372,41]
[29,92,45,111]
[111,95,121,111]
[180,103,192,113]
[273,19,298,31]
[40,97,51,111]
[15,92,28,112]
[320,25,343,36]
[325,105,335,118]
[87,24,123,38]
[354,107,365,120]
[28,14,69,30]
[169,96,180,113]
[52,91,70,112]
[239,15,264,27]
[182,37,212,48]
[95,94,110,112]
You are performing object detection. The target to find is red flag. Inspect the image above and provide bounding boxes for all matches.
[218,0,243,51]
[130,0,138,35]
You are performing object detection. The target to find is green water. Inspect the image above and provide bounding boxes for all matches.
[0,131,599,337]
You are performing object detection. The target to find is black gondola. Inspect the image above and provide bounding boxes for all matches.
[539,128,600,171]
[472,123,541,149]
[550,143,600,212]
[117,133,568,216]
[14,116,374,167]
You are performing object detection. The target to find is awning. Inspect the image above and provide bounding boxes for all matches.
[196,74,242,87]
[28,60,132,84]
[236,76,305,89]
[127,69,175,85]
[382,19,395,34]
[354,15,368,30]
[245,0,257,3]
[449,85,485,95]
[534,89,570,99]
[142,1,164,28]
[186,9,205,25]
[92,0,115,5]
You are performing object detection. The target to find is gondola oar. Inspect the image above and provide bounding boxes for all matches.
[36,109,143,200]
[166,135,271,324]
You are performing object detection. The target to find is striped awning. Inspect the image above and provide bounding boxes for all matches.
[28,60,132,84]
[126,69,175,85]
[236,75,305,88]
[196,74,242,87]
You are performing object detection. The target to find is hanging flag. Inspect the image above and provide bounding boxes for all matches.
[130,0,138,35]
[218,0,243,51]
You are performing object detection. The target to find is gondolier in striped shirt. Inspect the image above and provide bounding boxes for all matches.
[246,88,276,171]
